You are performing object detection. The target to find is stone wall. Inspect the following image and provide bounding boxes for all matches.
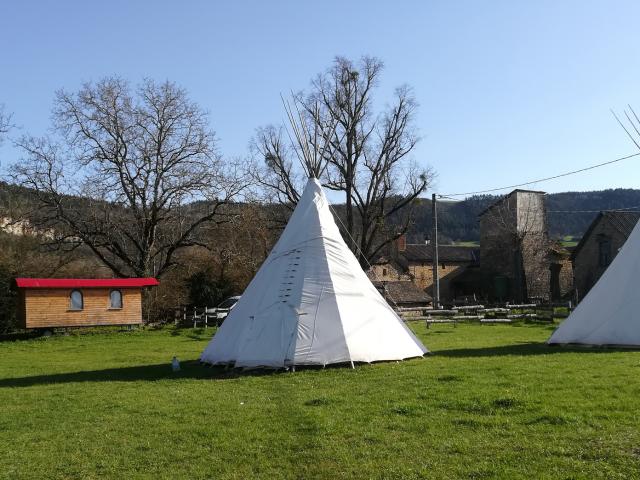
[368,263,410,283]
[479,190,551,302]
[408,262,467,299]
[516,192,546,234]
[522,232,551,301]
[573,218,630,300]
[554,257,574,300]
[369,261,469,301]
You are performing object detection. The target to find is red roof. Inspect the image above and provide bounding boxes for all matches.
[15,278,159,289]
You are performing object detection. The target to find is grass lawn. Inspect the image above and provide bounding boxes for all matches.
[451,241,480,247]
[1,323,639,479]
[560,235,579,248]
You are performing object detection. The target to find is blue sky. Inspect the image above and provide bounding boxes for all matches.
[1,1,639,197]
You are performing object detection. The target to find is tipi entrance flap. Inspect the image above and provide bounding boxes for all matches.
[233,304,296,368]
[287,243,351,366]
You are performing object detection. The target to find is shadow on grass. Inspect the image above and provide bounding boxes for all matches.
[0,359,368,387]
[434,342,640,358]
[4,344,637,387]
[0,360,284,388]
[0,331,40,342]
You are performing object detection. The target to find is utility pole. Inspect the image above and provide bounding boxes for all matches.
[431,193,440,309]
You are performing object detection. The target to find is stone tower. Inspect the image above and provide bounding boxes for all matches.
[479,189,549,302]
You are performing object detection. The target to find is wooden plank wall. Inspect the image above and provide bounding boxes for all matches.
[23,288,143,328]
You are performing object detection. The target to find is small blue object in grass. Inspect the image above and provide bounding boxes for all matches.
[172,356,180,372]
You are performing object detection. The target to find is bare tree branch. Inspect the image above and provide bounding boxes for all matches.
[0,104,14,155]
[251,56,435,266]
[10,78,248,278]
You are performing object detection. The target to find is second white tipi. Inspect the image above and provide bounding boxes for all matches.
[548,217,640,346]
[200,177,428,368]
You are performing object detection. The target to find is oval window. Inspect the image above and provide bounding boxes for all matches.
[110,289,123,309]
[70,290,83,310]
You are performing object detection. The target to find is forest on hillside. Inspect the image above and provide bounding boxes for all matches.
[3,180,639,245]
[400,188,640,244]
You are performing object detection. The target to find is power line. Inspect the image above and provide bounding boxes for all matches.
[438,151,640,198]
[436,197,640,213]
[547,205,640,214]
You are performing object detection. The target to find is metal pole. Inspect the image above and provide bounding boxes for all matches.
[432,193,440,309]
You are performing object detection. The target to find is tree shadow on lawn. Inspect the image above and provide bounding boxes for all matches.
[0,359,368,387]
[0,360,285,388]
[434,342,640,358]
[3,344,637,387]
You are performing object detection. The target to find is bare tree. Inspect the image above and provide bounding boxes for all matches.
[251,56,435,267]
[10,78,246,278]
[0,104,13,161]
[250,125,302,207]
[0,104,11,142]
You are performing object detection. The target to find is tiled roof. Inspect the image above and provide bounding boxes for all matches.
[605,211,640,238]
[571,211,640,259]
[402,244,479,263]
[373,281,432,305]
[15,278,159,288]
[371,254,409,273]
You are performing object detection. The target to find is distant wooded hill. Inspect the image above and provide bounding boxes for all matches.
[2,180,639,245]
[403,189,640,244]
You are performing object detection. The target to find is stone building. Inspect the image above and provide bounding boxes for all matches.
[479,190,548,301]
[401,243,480,298]
[368,254,411,284]
[548,242,573,302]
[571,211,640,301]
[478,189,572,302]
[372,280,432,309]
[369,236,479,302]
[370,188,575,305]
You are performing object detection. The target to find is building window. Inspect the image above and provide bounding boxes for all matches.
[382,268,388,276]
[70,290,83,310]
[109,289,123,309]
[598,237,612,267]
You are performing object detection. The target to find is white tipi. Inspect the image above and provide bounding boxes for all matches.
[200,177,428,368]
[548,218,640,346]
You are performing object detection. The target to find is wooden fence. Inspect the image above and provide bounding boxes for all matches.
[173,301,573,329]
[174,305,221,328]
[396,302,573,328]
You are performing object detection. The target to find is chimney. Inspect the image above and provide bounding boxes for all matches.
[396,234,406,252]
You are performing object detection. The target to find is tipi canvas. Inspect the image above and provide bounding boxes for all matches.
[548,218,640,346]
[200,177,428,368]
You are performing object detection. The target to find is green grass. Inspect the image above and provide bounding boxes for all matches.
[451,241,480,247]
[560,235,579,248]
[1,323,639,479]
